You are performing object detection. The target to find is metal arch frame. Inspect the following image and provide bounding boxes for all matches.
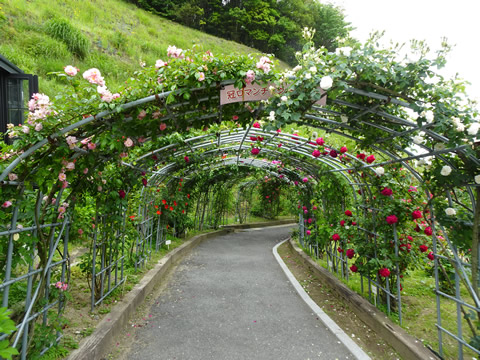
[1,76,479,359]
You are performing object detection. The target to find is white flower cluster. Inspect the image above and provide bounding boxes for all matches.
[451,117,465,132]
[468,122,480,136]
[335,47,352,57]
[420,109,434,123]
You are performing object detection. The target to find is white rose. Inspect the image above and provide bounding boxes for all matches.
[304,73,312,80]
[281,95,288,102]
[22,125,30,134]
[445,207,456,216]
[268,111,275,121]
[413,135,423,144]
[320,76,333,90]
[440,165,452,176]
[375,167,385,176]
[468,122,480,136]
[434,143,446,151]
[340,115,348,123]
[456,124,465,132]
[475,175,480,184]
[424,110,434,123]
[293,65,302,72]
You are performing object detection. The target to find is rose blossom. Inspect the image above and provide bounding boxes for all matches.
[8,173,18,181]
[64,65,78,76]
[350,264,358,273]
[366,155,375,164]
[58,173,66,182]
[316,137,325,145]
[346,249,355,259]
[412,210,422,220]
[312,149,320,158]
[386,215,398,224]
[440,165,452,176]
[160,123,167,131]
[445,207,456,216]
[251,148,260,155]
[320,76,333,90]
[245,70,255,84]
[332,233,340,241]
[419,244,428,253]
[124,138,134,147]
[424,226,433,236]
[2,201,12,208]
[378,268,390,278]
[345,210,353,217]
[427,252,434,260]
[340,146,348,153]
[381,188,393,196]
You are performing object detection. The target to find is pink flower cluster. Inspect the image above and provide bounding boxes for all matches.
[25,93,54,131]
[54,281,68,291]
[245,70,255,85]
[256,56,272,73]
[167,45,184,59]
[83,68,105,86]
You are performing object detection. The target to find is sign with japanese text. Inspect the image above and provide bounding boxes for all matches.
[220,82,326,106]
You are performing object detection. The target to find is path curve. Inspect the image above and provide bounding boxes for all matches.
[124,225,364,360]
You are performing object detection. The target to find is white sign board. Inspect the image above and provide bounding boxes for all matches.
[165,240,171,245]
[220,82,326,106]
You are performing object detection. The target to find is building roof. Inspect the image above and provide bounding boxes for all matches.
[0,54,24,74]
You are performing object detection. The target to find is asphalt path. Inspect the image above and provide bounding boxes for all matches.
[124,225,357,359]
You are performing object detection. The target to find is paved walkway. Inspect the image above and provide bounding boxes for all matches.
[124,225,357,359]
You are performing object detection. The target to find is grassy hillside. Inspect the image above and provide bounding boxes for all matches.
[0,0,266,96]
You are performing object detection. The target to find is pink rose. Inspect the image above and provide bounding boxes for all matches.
[58,173,66,182]
[312,149,321,158]
[160,123,167,131]
[316,137,325,146]
[124,138,134,147]
[2,201,12,208]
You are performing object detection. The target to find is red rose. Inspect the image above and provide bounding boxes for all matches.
[332,233,340,241]
[357,153,366,160]
[345,210,353,217]
[352,221,357,225]
[142,178,147,186]
[346,249,355,259]
[350,264,358,273]
[251,148,260,155]
[379,268,390,278]
[312,149,321,158]
[386,215,398,224]
[366,155,375,163]
[118,190,126,199]
[316,137,325,145]
[340,220,345,226]
[412,210,422,220]
[427,252,434,260]
[330,149,338,158]
[419,244,428,253]
[184,156,189,163]
[337,247,343,253]
[414,225,421,232]
[340,146,348,153]
[381,188,393,196]
[407,235,413,241]
[424,226,433,236]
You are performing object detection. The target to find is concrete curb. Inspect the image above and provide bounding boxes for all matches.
[273,239,371,360]
[67,220,296,360]
[287,238,440,360]
[67,229,232,360]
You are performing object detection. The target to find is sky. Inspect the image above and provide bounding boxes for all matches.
[327,0,480,103]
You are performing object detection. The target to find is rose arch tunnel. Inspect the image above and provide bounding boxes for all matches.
[1,38,480,359]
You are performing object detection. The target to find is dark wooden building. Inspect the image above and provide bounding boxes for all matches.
[0,54,38,137]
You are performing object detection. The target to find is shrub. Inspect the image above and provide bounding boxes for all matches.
[44,18,89,59]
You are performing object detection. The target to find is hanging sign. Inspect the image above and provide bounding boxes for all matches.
[220,82,326,106]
